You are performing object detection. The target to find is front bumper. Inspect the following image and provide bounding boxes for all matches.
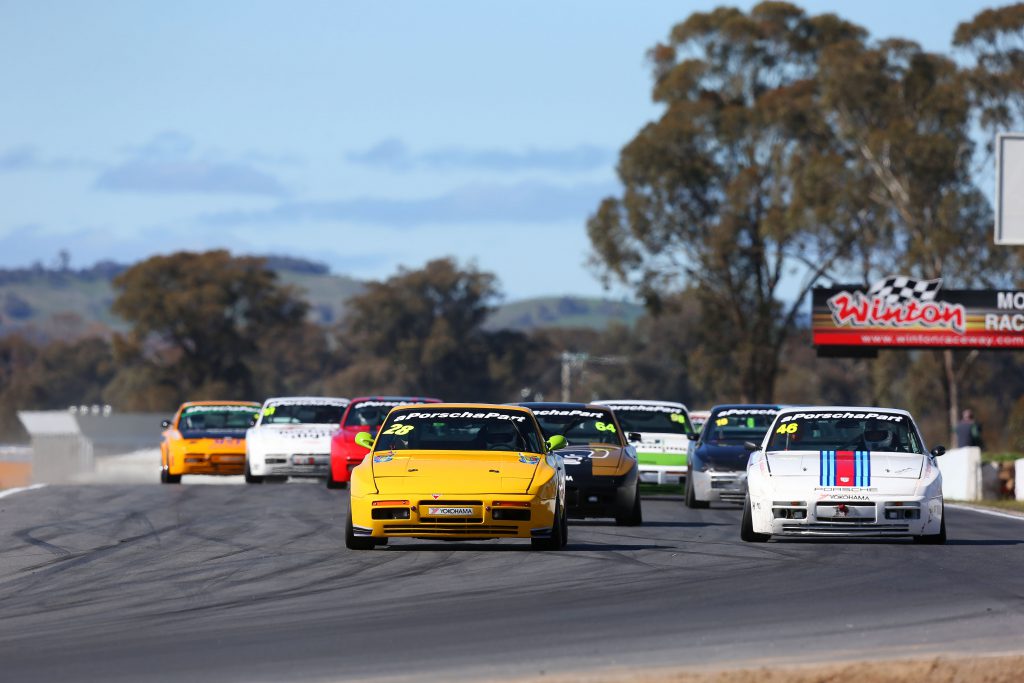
[690,469,746,504]
[638,464,688,484]
[169,450,245,476]
[329,453,370,483]
[250,452,330,478]
[350,493,556,540]
[754,495,943,537]
[565,469,637,518]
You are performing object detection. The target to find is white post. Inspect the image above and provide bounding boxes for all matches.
[1016,458,1024,501]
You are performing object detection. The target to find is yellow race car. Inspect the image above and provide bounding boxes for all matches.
[160,400,262,483]
[346,403,568,550]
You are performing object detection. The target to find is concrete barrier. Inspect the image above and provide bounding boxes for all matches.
[936,446,982,500]
[17,410,165,484]
[1016,459,1024,501]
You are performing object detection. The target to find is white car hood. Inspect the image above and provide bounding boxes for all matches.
[765,450,924,480]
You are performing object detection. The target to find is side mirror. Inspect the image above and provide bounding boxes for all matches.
[355,431,375,450]
[249,416,258,427]
[686,432,698,441]
[627,432,642,443]
[546,434,567,451]
[930,445,945,457]
[161,419,171,429]
[744,441,760,451]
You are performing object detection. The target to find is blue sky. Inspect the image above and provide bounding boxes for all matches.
[0,0,1000,300]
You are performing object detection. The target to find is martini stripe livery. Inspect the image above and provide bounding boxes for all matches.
[819,450,871,487]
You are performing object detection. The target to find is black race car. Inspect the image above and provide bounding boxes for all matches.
[685,404,784,508]
[516,402,641,525]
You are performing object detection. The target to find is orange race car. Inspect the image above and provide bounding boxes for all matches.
[160,400,262,483]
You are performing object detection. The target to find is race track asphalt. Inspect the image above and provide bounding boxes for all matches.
[0,483,1022,683]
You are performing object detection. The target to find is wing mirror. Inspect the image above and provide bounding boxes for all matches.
[686,432,699,441]
[249,415,258,427]
[627,432,642,443]
[161,419,171,429]
[930,445,945,457]
[546,434,567,451]
[355,431,375,449]
[744,441,760,451]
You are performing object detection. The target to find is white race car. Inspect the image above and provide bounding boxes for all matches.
[594,400,695,484]
[245,397,349,483]
[743,406,945,543]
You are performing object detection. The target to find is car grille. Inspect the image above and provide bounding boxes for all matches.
[419,517,483,524]
[781,523,911,535]
[416,500,483,506]
[382,523,519,535]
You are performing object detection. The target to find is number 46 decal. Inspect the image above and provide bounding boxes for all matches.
[775,423,798,435]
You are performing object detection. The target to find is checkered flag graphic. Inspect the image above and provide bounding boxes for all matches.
[868,276,943,305]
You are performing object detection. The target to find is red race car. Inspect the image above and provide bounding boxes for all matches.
[326,395,442,489]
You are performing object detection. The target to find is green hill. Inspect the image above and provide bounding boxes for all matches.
[484,296,643,331]
[0,259,640,339]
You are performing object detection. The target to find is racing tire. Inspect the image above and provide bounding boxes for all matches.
[345,516,375,551]
[740,495,770,543]
[532,503,566,551]
[685,477,710,509]
[615,485,643,526]
[160,468,181,485]
[244,461,264,485]
[913,509,947,545]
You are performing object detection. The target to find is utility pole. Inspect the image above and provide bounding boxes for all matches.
[560,351,627,402]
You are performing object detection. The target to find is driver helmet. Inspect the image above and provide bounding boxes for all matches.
[863,424,894,451]
[482,422,517,449]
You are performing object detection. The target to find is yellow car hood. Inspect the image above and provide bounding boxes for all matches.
[371,450,543,494]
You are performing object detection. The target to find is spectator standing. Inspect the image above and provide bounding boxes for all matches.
[955,409,984,450]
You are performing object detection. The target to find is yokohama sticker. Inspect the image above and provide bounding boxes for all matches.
[428,507,473,516]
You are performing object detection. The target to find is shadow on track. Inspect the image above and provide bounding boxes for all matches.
[379,542,661,552]
[568,519,729,528]
[944,539,1024,546]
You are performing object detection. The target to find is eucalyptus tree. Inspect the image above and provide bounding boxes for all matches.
[588,3,865,401]
[110,250,309,403]
[818,34,1017,438]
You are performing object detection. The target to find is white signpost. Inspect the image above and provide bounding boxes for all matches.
[995,132,1024,245]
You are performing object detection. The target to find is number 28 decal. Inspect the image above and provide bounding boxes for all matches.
[382,424,414,436]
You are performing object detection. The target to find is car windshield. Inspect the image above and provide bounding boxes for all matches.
[603,405,692,435]
[766,411,924,453]
[344,399,436,427]
[375,409,544,453]
[530,408,622,446]
[180,405,259,431]
[703,408,779,445]
[262,402,346,425]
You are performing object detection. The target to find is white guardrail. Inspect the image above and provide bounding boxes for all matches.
[936,446,982,500]
[1017,458,1024,502]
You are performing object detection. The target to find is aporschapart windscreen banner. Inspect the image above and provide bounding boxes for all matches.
[812,276,1024,349]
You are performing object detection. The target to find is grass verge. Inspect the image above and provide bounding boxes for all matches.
[950,499,1024,514]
